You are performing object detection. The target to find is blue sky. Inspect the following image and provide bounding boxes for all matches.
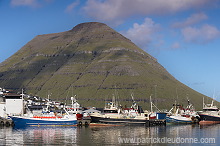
[1,0,220,101]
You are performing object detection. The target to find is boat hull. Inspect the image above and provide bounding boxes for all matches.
[199,114,220,125]
[10,116,77,127]
[90,116,149,125]
[166,116,193,124]
[199,120,220,125]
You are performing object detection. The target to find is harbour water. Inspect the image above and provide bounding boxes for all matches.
[0,124,219,145]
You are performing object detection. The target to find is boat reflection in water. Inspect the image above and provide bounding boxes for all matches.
[0,124,219,145]
[0,126,78,145]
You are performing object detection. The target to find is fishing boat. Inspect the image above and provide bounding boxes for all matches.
[198,99,220,125]
[148,95,167,119]
[10,112,77,127]
[66,96,91,126]
[166,100,198,124]
[90,106,149,125]
[66,96,90,119]
[90,95,150,125]
[9,96,77,127]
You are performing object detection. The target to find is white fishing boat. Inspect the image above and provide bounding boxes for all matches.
[166,100,198,124]
[65,96,91,126]
[90,95,149,125]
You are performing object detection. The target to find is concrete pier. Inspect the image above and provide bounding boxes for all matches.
[77,119,91,126]
[148,119,166,126]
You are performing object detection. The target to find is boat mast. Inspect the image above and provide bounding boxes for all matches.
[71,95,77,112]
[150,95,153,113]
[203,97,205,108]
[150,94,161,113]
[211,89,216,107]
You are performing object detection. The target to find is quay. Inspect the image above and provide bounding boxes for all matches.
[89,118,166,126]
[89,123,124,127]
[148,119,166,126]
[77,119,91,126]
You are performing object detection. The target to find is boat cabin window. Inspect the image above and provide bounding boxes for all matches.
[204,109,219,111]
[103,110,118,113]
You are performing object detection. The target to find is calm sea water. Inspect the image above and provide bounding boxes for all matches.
[0,124,219,145]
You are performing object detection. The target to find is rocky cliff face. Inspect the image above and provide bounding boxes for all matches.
[0,22,207,109]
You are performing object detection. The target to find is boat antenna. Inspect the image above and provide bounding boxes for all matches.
[150,95,153,112]
[150,94,161,113]
[211,99,214,107]
[174,100,177,115]
[21,88,24,100]
[21,88,24,116]
[47,91,50,101]
[154,85,157,107]
[65,89,70,104]
[104,95,108,108]
[211,89,216,106]
[203,97,205,108]
[71,95,77,109]
[131,93,134,102]
[114,86,119,107]
[131,93,137,109]
[71,85,74,97]
[176,88,179,103]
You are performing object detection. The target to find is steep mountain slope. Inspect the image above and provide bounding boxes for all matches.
[0,22,214,109]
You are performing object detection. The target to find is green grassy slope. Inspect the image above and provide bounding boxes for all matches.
[0,22,217,110]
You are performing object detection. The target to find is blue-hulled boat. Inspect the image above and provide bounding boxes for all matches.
[10,100,77,127]
[10,114,77,127]
[166,115,193,123]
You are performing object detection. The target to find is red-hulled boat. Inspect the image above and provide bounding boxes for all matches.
[198,99,220,125]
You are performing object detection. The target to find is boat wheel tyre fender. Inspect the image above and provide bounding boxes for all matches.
[5,121,10,127]
[196,116,201,122]
[85,121,89,127]
[0,121,4,126]
[191,116,195,122]
[78,121,82,126]
[11,121,15,127]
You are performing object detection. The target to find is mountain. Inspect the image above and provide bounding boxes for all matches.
[0,22,215,109]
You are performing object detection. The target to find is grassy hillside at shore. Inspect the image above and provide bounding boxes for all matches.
[0,22,217,110]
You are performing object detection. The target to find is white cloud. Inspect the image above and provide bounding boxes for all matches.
[171,42,181,49]
[83,0,212,24]
[181,24,220,43]
[10,0,39,7]
[122,18,161,49]
[65,0,80,13]
[172,12,208,28]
